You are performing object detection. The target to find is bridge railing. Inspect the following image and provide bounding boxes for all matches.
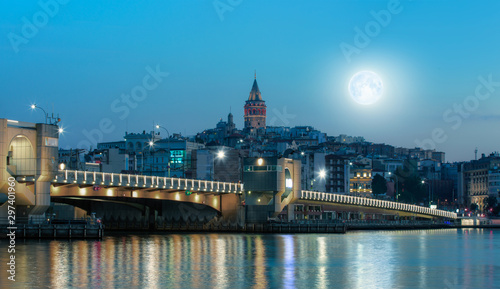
[300,190,457,219]
[54,170,244,194]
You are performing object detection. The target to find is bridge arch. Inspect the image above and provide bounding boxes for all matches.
[8,135,36,176]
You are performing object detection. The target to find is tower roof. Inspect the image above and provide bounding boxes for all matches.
[248,79,263,101]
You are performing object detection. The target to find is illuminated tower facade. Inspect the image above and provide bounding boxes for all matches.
[244,76,266,131]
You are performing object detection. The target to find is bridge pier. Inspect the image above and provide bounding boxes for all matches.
[0,120,59,224]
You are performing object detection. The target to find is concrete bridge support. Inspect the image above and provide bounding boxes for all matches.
[0,119,59,223]
[52,197,222,230]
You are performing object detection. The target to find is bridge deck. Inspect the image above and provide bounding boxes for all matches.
[19,170,244,194]
[300,190,457,219]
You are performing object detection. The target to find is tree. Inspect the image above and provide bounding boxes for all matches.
[484,196,498,210]
[392,167,426,204]
[372,174,387,196]
[470,203,479,212]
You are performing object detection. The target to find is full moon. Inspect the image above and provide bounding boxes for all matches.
[348,71,383,105]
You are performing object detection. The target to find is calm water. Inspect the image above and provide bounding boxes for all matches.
[1,229,499,289]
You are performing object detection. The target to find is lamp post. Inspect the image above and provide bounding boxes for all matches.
[300,152,307,190]
[149,140,155,175]
[155,124,171,177]
[422,179,431,207]
[140,141,155,175]
[30,104,61,125]
[213,150,226,181]
[30,104,48,124]
[389,172,399,202]
[315,169,326,192]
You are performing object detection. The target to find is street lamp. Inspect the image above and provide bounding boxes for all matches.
[139,139,156,175]
[155,124,170,138]
[389,172,399,202]
[312,169,326,192]
[319,169,326,179]
[217,150,225,159]
[155,124,172,177]
[422,179,431,207]
[30,103,61,124]
[30,104,48,123]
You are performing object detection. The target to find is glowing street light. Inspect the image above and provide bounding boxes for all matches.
[217,151,225,159]
[58,127,64,134]
[30,104,48,123]
[30,103,61,124]
[257,158,264,166]
[59,163,66,170]
[389,172,400,202]
[319,169,326,179]
[154,124,172,177]
[421,179,432,207]
[155,124,170,138]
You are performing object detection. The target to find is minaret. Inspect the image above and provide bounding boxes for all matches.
[244,73,266,131]
[226,111,235,136]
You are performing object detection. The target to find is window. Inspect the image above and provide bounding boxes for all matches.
[45,137,58,147]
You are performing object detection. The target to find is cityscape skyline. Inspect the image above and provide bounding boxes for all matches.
[1,3,500,287]
[2,1,500,163]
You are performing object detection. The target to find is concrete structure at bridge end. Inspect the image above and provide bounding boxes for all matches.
[243,157,301,222]
[0,119,59,223]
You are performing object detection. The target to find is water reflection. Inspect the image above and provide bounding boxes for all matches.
[1,229,499,288]
[282,235,295,289]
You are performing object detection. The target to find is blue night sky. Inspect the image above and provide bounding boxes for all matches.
[1,1,500,162]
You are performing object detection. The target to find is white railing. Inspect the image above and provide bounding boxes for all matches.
[54,170,244,194]
[299,190,457,219]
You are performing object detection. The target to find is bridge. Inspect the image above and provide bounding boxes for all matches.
[0,118,457,229]
[10,169,244,228]
[298,190,457,219]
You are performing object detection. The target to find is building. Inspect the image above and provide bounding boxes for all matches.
[96,131,205,177]
[191,149,214,180]
[97,141,126,150]
[463,153,500,211]
[300,152,326,191]
[244,76,266,132]
[372,158,403,173]
[102,148,129,173]
[419,159,442,180]
[442,162,460,206]
[330,134,365,144]
[325,154,351,194]
[58,149,86,170]
[366,143,395,158]
[349,162,372,197]
[488,168,500,202]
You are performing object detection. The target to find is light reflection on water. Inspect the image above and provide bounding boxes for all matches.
[1,229,499,288]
